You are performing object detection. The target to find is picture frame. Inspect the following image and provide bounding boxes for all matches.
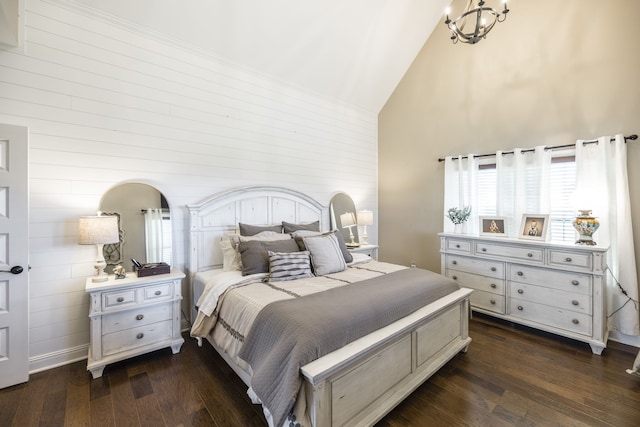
[519,214,549,241]
[479,216,508,237]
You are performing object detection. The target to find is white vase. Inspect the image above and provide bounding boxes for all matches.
[461,222,468,234]
[454,223,463,234]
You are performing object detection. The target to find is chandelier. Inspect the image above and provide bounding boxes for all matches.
[444,0,510,44]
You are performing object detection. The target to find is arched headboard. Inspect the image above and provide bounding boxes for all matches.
[187,186,328,276]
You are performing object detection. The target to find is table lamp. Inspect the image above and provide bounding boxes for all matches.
[78,213,120,282]
[357,210,373,245]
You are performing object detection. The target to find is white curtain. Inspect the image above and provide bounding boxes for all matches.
[144,208,164,263]
[575,134,639,336]
[444,154,478,234]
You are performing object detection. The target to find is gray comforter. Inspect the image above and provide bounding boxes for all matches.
[238,267,459,427]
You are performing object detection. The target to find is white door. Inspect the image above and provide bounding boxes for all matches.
[0,123,29,389]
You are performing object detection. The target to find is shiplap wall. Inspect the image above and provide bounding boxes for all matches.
[0,0,378,372]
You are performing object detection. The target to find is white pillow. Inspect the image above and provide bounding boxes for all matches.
[302,233,347,276]
[220,235,242,271]
[238,231,292,242]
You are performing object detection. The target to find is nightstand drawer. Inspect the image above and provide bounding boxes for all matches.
[144,283,172,301]
[509,282,591,315]
[102,304,173,335]
[510,299,591,336]
[102,320,173,356]
[103,290,136,309]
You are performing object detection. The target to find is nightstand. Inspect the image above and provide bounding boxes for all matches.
[85,269,185,379]
[348,244,379,260]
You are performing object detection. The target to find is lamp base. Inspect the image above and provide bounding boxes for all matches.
[91,274,109,283]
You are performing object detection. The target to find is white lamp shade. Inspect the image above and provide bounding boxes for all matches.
[357,210,373,226]
[78,215,119,245]
[340,212,356,228]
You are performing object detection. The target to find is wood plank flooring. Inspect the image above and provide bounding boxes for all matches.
[1,314,639,427]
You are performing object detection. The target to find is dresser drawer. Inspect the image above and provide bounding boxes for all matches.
[103,289,136,310]
[143,283,172,301]
[508,282,591,315]
[102,303,173,335]
[446,255,504,279]
[548,250,592,271]
[445,238,472,254]
[475,242,544,263]
[102,320,173,356]
[508,265,592,295]
[446,270,505,295]
[470,289,505,314]
[509,299,591,336]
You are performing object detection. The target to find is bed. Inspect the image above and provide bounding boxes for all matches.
[187,186,473,427]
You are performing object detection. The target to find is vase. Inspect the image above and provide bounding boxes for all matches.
[453,223,468,234]
[572,210,599,245]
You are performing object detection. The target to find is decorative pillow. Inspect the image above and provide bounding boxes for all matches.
[267,250,313,282]
[220,235,242,271]
[330,229,353,263]
[238,239,300,276]
[239,223,283,236]
[282,220,320,234]
[302,232,347,276]
[291,230,322,251]
[238,231,292,243]
[292,230,353,263]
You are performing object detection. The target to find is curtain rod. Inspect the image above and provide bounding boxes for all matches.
[437,134,638,162]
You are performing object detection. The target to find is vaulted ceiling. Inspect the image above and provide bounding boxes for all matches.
[72,0,450,113]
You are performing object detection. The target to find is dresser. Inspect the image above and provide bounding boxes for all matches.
[439,233,609,354]
[85,269,185,378]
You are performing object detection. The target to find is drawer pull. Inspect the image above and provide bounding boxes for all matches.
[517,289,524,294]
[456,244,461,248]
[490,267,497,272]
[481,248,487,252]
[136,333,144,339]
[572,319,579,324]
[490,283,497,289]
[154,290,162,296]
[452,275,458,280]
[490,299,496,305]
[527,253,533,258]
[452,260,457,265]
[517,305,523,311]
[517,271,523,276]
[136,314,144,320]
[117,297,124,303]
[565,257,572,262]
[572,300,579,306]
[572,280,579,286]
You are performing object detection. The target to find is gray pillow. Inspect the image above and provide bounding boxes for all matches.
[293,230,353,263]
[268,250,313,282]
[282,220,320,234]
[302,232,347,276]
[238,239,300,276]
[239,223,283,236]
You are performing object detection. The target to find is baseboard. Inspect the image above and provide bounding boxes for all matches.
[29,344,89,374]
[609,330,640,349]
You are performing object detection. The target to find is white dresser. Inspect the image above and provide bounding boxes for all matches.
[85,269,185,378]
[439,233,609,354]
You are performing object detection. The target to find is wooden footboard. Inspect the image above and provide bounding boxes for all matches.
[300,287,472,427]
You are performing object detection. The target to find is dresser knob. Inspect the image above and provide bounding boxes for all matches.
[452,276,458,280]
[491,267,497,272]
[517,271,523,276]
[490,299,496,305]
[452,260,457,265]
[456,244,460,248]
[565,257,572,262]
[517,305,523,311]
[572,300,579,306]
[155,290,162,296]
[481,248,487,252]
[572,280,579,286]
[527,253,533,258]
[117,297,124,303]
[136,333,144,339]
[136,314,144,320]
[517,289,524,294]
[572,319,579,324]
[490,283,497,288]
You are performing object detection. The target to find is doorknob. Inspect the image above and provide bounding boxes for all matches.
[0,266,24,274]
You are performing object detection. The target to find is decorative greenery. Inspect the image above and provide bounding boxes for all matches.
[447,206,471,224]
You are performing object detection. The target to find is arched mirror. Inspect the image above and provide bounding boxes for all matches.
[330,192,359,247]
[100,183,172,272]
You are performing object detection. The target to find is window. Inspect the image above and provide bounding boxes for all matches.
[476,152,576,242]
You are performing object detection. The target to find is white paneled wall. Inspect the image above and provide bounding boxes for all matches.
[0,0,378,372]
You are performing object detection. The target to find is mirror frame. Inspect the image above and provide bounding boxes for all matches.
[329,192,359,246]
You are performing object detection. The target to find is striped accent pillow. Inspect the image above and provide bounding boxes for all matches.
[268,250,313,282]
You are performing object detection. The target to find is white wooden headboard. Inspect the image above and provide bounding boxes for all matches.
[187,186,328,276]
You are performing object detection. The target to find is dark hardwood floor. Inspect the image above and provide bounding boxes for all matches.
[2,314,639,427]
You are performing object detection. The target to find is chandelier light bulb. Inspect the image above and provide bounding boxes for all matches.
[443,0,511,44]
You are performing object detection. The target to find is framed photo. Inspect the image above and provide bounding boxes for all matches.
[519,214,549,241]
[479,216,508,237]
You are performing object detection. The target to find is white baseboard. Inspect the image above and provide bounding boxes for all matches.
[29,344,88,374]
[609,330,640,349]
